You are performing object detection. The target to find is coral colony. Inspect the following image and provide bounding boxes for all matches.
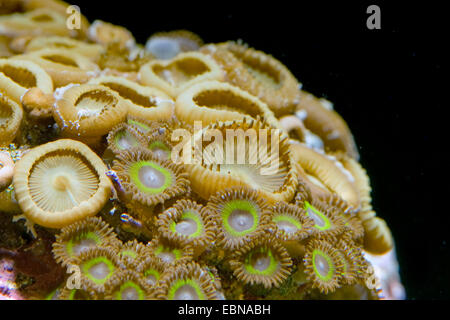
[0,0,404,300]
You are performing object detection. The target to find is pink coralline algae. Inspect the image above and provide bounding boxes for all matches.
[0,258,24,300]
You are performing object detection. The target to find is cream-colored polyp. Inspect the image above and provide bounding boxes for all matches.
[88,75,174,121]
[13,139,112,228]
[139,52,223,98]
[290,142,360,208]
[175,80,280,129]
[0,58,53,103]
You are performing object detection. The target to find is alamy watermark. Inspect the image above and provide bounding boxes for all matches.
[365,265,382,290]
[66,5,81,30]
[66,264,81,290]
[170,121,282,176]
[366,5,381,30]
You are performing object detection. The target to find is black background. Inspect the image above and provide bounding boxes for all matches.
[69,0,448,300]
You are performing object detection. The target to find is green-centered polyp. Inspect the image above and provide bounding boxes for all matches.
[136,256,166,286]
[129,160,172,194]
[104,270,153,300]
[229,237,292,289]
[208,187,272,251]
[304,201,331,231]
[157,199,216,250]
[155,245,182,264]
[120,249,137,260]
[168,279,206,300]
[170,210,203,238]
[114,281,146,300]
[107,123,147,155]
[156,262,218,300]
[115,130,140,150]
[303,239,344,294]
[81,256,116,285]
[66,231,99,257]
[301,199,345,240]
[148,140,171,160]
[244,246,278,276]
[118,240,151,268]
[222,200,259,237]
[312,249,334,282]
[273,215,302,234]
[52,217,119,267]
[334,239,364,285]
[75,246,121,295]
[271,202,315,242]
[144,268,162,286]
[112,148,190,208]
[128,118,151,133]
